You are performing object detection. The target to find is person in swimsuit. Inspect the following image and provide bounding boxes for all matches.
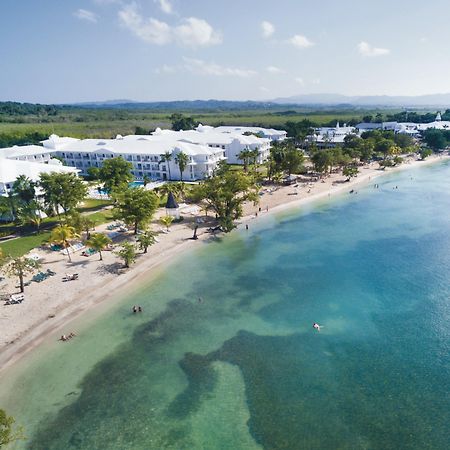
[313,323,322,332]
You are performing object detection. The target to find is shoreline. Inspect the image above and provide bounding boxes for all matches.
[0,153,448,374]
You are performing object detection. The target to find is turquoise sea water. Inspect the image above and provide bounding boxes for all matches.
[1,161,450,449]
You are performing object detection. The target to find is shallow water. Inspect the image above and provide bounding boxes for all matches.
[1,161,450,449]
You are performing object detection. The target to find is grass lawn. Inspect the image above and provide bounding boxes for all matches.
[88,210,115,225]
[0,231,51,258]
[78,199,113,213]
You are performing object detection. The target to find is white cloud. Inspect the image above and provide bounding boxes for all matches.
[155,0,173,14]
[261,21,275,38]
[153,64,177,74]
[74,9,98,23]
[357,41,390,57]
[312,78,321,84]
[266,66,284,74]
[118,4,221,47]
[119,4,171,44]
[259,86,270,93]
[183,57,257,77]
[289,34,314,48]
[174,17,222,47]
[294,77,304,86]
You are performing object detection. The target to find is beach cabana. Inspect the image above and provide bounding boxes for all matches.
[165,191,180,219]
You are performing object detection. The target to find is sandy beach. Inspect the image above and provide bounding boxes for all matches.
[0,153,448,373]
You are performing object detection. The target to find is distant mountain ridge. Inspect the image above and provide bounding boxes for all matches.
[271,93,450,107]
[68,94,450,110]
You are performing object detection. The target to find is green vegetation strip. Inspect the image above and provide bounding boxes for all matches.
[0,232,51,258]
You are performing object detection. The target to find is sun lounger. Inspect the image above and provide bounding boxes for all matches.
[5,293,25,305]
[62,273,79,282]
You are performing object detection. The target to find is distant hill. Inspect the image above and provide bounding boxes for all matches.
[71,99,278,111]
[272,93,450,107]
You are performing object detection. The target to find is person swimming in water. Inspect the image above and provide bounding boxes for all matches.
[313,323,322,332]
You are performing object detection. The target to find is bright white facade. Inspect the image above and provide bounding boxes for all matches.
[309,123,357,148]
[0,157,78,197]
[355,114,450,136]
[0,125,285,187]
[42,134,226,181]
[213,126,287,141]
[140,124,272,165]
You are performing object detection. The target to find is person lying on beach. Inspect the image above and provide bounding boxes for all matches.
[312,323,322,332]
[60,332,77,342]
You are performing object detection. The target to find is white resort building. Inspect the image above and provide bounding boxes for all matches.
[0,125,285,186]
[42,124,280,179]
[355,113,450,136]
[309,123,357,148]
[0,150,79,197]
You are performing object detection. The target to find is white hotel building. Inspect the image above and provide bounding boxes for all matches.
[40,125,281,180]
[0,146,79,197]
[0,125,286,190]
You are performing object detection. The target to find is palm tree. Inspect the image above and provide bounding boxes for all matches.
[160,151,173,181]
[50,225,79,262]
[2,256,40,293]
[137,231,156,254]
[238,148,253,172]
[86,233,112,260]
[160,215,174,231]
[249,149,260,172]
[17,201,44,232]
[12,175,36,204]
[114,242,136,268]
[175,151,189,181]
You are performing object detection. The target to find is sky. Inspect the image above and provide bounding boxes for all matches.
[1,0,450,103]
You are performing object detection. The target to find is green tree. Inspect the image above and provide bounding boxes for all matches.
[238,148,253,172]
[99,157,133,193]
[17,201,44,232]
[0,409,24,448]
[68,212,96,239]
[423,129,447,150]
[114,187,158,234]
[160,150,173,181]
[39,172,87,217]
[343,165,359,181]
[12,175,36,204]
[86,233,112,261]
[420,148,433,160]
[311,150,332,176]
[50,224,79,262]
[160,215,174,232]
[175,151,189,182]
[143,175,150,187]
[137,230,156,253]
[2,256,40,293]
[86,166,100,181]
[195,167,259,232]
[281,146,304,176]
[170,113,198,131]
[115,242,136,268]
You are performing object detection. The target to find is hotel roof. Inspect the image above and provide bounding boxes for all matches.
[57,136,221,157]
[0,159,78,185]
[0,145,55,159]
